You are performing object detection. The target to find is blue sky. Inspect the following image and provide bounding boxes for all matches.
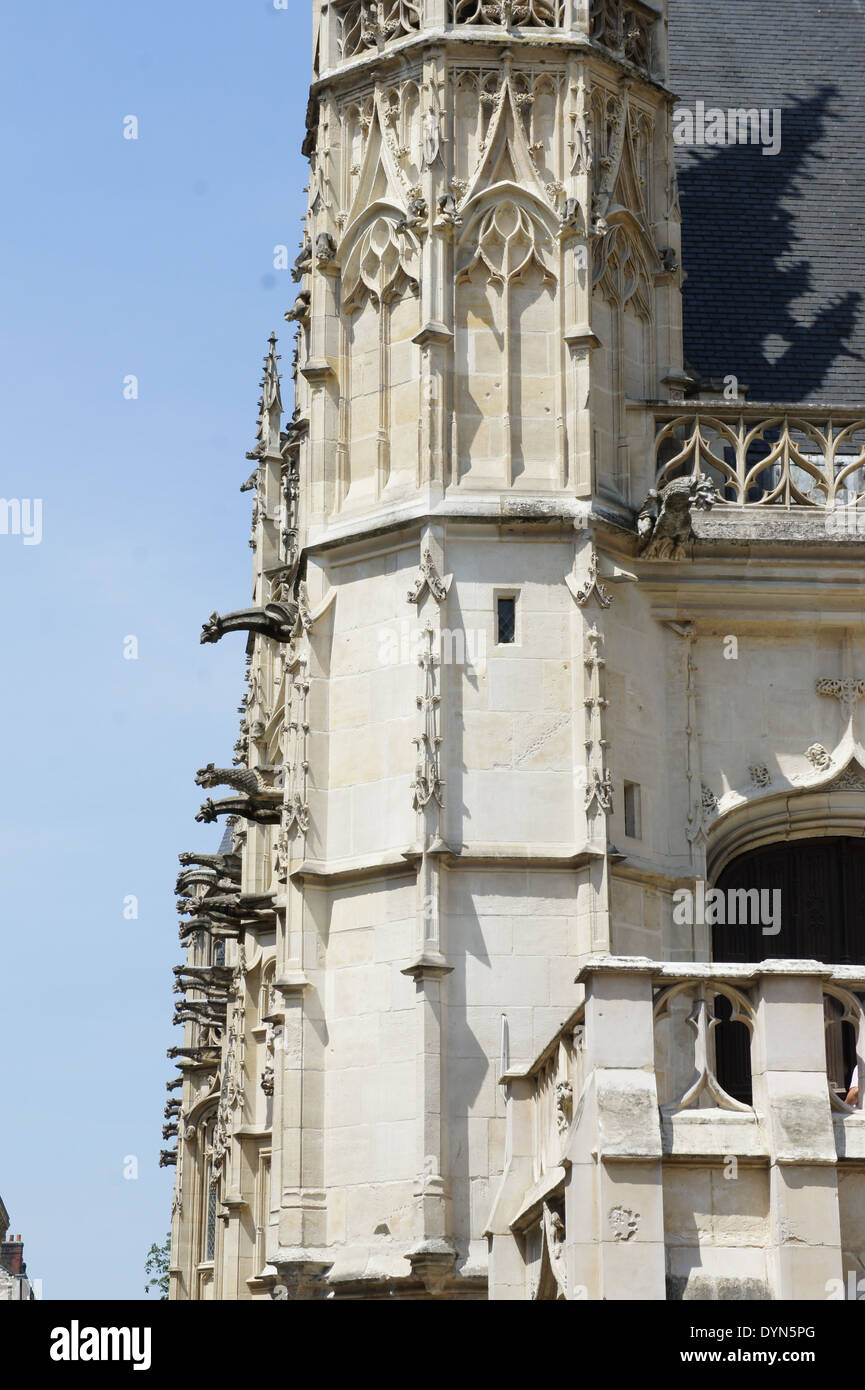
[0,0,311,1299]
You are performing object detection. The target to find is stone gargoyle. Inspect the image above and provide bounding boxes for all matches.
[200,599,298,645]
[195,763,284,799]
[636,475,716,560]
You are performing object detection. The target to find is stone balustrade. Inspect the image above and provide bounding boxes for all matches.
[489,956,865,1300]
[654,406,865,509]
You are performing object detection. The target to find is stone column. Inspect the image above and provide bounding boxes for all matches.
[486,1076,535,1300]
[753,962,843,1300]
[567,959,666,1299]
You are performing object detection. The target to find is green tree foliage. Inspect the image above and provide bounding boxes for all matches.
[144,1233,171,1299]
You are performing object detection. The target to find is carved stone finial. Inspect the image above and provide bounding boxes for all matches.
[407,547,450,604]
[570,546,612,608]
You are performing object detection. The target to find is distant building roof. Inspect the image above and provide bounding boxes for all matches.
[217,818,237,855]
[670,0,865,404]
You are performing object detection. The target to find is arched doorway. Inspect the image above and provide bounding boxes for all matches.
[711,836,865,1103]
[713,836,865,964]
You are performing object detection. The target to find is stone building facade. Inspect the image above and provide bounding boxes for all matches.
[165,0,865,1300]
[0,1198,36,1301]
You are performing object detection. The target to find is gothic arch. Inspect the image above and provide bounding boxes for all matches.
[454,190,562,488]
[341,210,420,310]
[338,209,421,507]
[706,763,865,883]
[456,185,559,280]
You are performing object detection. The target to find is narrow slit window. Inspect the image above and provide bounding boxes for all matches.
[624,781,642,839]
[497,596,516,645]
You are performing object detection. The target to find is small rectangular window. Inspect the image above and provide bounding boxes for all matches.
[496,595,516,645]
[624,781,642,840]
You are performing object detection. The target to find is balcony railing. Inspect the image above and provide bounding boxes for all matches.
[491,957,865,1300]
[654,407,865,508]
[498,957,865,1191]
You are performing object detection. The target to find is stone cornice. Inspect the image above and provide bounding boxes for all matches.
[313,30,673,103]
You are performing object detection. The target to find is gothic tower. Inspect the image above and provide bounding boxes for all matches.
[167,0,865,1301]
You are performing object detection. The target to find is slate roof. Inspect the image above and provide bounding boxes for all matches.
[669,0,865,405]
[217,818,237,855]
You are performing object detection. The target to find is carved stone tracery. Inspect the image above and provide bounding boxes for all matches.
[654,980,755,1114]
[339,0,422,60]
[589,0,652,69]
[452,0,564,26]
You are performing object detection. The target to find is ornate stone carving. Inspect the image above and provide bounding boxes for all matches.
[590,0,652,68]
[211,958,247,1186]
[284,290,311,326]
[196,796,282,827]
[654,412,865,507]
[342,216,420,311]
[270,1261,332,1300]
[436,194,462,229]
[407,546,450,604]
[570,82,593,177]
[315,232,336,270]
[806,743,833,772]
[540,1202,567,1299]
[829,766,865,791]
[339,0,422,59]
[637,476,715,560]
[195,764,283,798]
[555,1080,573,1134]
[201,601,298,646]
[654,980,755,1114]
[411,624,443,811]
[452,0,563,26]
[585,768,613,815]
[291,237,312,283]
[457,200,556,290]
[583,622,612,831]
[749,764,772,788]
[422,106,442,169]
[700,783,719,814]
[816,676,865,722]
[570,546,612,609]
[261,1025,276,1097]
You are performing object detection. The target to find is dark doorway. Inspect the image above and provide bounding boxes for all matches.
[713,836,865,966]
[712,837,865,1102]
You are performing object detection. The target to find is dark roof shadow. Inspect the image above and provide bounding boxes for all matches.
[676,83,863,404]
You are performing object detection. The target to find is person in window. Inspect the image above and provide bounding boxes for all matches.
[846,1066,859,1106]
